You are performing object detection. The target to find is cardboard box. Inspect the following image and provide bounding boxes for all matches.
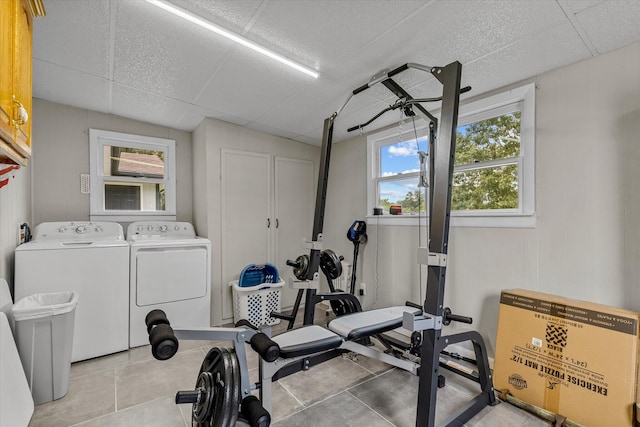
[493,289,640,427]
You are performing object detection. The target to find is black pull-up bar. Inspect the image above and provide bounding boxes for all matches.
[346,86,471,133]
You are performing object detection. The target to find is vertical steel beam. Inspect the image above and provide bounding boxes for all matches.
[416,61,462,427]
[302,115,336,325]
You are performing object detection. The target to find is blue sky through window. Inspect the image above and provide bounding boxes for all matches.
[378,126,471,204]
[380,136,427,176]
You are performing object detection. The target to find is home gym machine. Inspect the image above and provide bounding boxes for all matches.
[271,60,496,425]
[146,60,495,427]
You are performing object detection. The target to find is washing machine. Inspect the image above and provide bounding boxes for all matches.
[14,222,129,362]
[127,221,211,348]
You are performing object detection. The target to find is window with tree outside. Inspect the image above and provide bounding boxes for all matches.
[367,83,535,227]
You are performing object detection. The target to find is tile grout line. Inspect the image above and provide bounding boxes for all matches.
[276,381,306,408]
[114,366,118,412]
[67,394,178,427]
[275,368,396,423]
[345,389,396,427]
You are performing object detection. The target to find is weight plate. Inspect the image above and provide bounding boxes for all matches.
[343,298,358,315]
[330,299,346,317]
[192,347,241,427]
[193,371,215,423]
[320,249,343,280]
[292,254,309,280]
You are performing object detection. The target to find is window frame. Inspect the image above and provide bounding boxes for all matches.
[89,129,176,222]
[366,83,535,228]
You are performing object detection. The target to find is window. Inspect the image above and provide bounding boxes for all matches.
[367,83,535,227]
[89,129,176,221]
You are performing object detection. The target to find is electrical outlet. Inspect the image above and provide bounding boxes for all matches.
[359,282,366,296]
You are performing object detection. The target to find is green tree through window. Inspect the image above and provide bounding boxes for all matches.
[452,112,521,211]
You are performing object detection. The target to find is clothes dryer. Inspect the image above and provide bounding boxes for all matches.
[127,221,211,348]
[14,222,129,362]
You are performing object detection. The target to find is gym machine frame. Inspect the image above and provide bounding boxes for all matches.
[148,61,496,427]
[276,60,496,426]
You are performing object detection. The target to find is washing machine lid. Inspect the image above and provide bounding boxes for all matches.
[15,222,128,251]
[16,239,130,251]
[32,221,125,241]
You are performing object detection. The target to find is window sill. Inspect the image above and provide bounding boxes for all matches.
[366,213,536,228]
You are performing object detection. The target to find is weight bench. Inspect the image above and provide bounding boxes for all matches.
[145,60,498,427]
[259,305,423,413]
[145,306,421,426]
[147,301,494,427]
[261,305,496,426]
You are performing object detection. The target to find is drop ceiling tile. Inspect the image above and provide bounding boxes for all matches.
[247,0,428,78]
[563,0,605,14]
[170,0,264,33]
[291,133,321,146]
[32,59,111,113]
[245,122,299,142]
[112,1,234,102]
[404,79,451,101]
[250,77,383,138]
[463,22,592,97]
[328,0,568,83]
[32,0,110,78]
[111,83,194,131]
[176,104,252,131]
[295,98,395,145]
[195,47,315,121]
[575,0,640,54]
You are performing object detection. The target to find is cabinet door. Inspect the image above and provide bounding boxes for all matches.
[12,0,33,157]
[274,157,315,308]
[221,150,272,319]
[0,0,15,146]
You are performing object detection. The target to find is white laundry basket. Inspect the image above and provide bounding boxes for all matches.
[231,280,284,327]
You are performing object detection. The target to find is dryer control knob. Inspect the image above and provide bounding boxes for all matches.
[147,225,153,231]
[160,225,168,232]
[75,226,86,234]
[96,226,103,232]
[58,226,67,233]
[174,225,180,231]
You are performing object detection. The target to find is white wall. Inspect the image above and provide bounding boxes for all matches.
[322,42,640,357]
[192,118,320,326]
[31,99,193,225]
[0,165,31,295]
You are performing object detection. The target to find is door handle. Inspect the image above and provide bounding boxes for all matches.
[275,219,279,228]
[267,218,271,228]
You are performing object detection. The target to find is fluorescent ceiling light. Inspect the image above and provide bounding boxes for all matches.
[145,0,319,79]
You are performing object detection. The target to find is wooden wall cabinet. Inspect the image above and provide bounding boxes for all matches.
[0,0,45,165]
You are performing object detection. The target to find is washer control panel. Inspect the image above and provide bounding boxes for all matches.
[33,222,125,241]
[126,221,196,239]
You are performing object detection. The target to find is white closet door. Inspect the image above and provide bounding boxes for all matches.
[274,157,315,308]
[221,150,272,319]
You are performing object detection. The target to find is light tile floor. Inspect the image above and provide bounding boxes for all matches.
[29,309,547,427]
